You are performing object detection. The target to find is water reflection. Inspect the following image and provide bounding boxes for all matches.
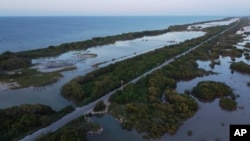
[0,31,204,110]
[88,55,250,141]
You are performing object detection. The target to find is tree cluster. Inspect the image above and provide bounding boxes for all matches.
[36,116,100,141]
[0,51,31,71]
[0,104,74,141]
[230,61,250,74]
[110,85,198,139]
[192,81,234,101]
[93,100,106,112]
[219,97,237,111]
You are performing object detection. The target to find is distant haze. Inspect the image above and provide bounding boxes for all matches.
[0,0,249,16]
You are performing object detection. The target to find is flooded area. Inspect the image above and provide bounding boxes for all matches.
[87,23,250,141]
[32,31,205,71]
[175,56,250,141]
[0,31,204,110]
[1,17,248,140]
[187,18,239,30]
[87,55,250,141]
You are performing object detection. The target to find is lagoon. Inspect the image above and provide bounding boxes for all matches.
[0,31,205,111]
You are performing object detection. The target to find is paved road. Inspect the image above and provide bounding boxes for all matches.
[20,23,238,141]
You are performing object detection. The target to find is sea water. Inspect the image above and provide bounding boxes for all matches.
[0,16,225,53]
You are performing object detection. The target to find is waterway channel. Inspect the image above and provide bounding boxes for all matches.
[0,31,205,111]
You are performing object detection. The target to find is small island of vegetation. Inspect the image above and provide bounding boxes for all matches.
[219,97,237,111]
[191,81,234,101]
[192,81,238,111]
[230,61,250,74]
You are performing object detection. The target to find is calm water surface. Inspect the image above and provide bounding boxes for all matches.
[1,16,248,141]
[88,56,250,141]
[0,16,225,53]
[0,31,204,110]
[87,25,250,141]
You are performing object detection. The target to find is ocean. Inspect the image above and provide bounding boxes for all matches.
[0,16,226,53]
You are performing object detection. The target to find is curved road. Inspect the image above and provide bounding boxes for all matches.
[20,23,238,141]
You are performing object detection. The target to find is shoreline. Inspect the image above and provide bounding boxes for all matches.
[7,17,245,141]
[0,16,227,54]
[0,17,237,91]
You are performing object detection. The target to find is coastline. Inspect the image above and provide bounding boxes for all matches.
[3,16,248,141]
[0,16,227,53]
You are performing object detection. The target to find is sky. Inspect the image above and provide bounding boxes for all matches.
[0,0,249,16]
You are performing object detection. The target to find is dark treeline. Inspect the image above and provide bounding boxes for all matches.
[0,51,31,72]
[16,29,170,59]
[0,104,74,141]
[0,25,178,72]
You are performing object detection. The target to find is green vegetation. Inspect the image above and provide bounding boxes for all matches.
[109,86,198,139]
[2,18,247,140]
[104,40,227,139]
[0,28,176,67]
[230,61,250,74]
[0,17,243,90]
[0,104,74,141]
[93,100,106,112]
[61,22,234,105]
[57,20,244,139]
[16,29,170,59]
[61,81,85,101]
[0,68,63,89]
[36,116,100,141]
[219,97,237,111]
[192,81,234,101]
[0,51,31,71]
[0,23,186,88]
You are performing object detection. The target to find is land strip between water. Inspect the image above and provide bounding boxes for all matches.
[20,19,240,141]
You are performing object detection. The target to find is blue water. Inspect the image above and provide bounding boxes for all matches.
[0,16,225,53]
